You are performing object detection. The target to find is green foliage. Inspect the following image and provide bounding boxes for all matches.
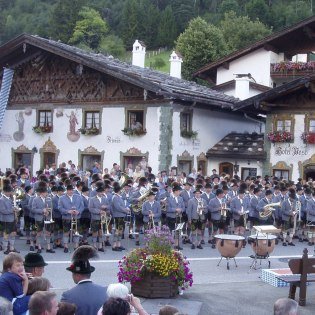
[175,17,228,80]
[156,5,177,47]
[219,0,241,16]
[99,35,126,58]
[69,6,108,49]
[245,0,270,25]
[220,11,272,52]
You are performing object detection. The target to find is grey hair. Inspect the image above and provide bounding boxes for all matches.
[106,283,129,299]
[274,298,298,315]
[0,297,13,315]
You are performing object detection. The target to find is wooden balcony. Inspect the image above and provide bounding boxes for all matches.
[270,61,315,78]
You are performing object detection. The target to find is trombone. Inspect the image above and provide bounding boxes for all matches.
[101,212,112,236]
[12,194,22,223]
[44,197,54,224]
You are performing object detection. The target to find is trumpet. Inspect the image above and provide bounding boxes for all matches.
[44,197,54,224]
[101,211,111,236]
[259,202,281,219]
[149,210,156,231]
[70,213,80,236]
[197,199,204,217]
[221,202,228,219]
[12,194,22,222]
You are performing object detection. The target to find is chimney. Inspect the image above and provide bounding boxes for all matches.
[234,76,250,100]
[132,40,146,68]
[169,51,182,79]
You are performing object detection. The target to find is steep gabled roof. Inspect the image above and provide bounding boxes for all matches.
[234,75,314,113]
[206,132,266,160]
[194,15,315,83]
[0,34,236,108]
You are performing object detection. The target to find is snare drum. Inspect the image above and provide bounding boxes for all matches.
[214,234,245,258]
[248,233,277,257]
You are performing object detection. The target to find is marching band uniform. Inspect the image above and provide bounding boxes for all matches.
[208,189,225,249]
[299,189,311,242]
[59,185,84,253]
[88,186,110,251]
[20,186,33,245]
[230,192,249,236]
[111,186,130,251]
[142,192,161,231]
[0,185,18,254]
[306,193,315,245]
[52,186,64,248]
[167,186,184,250]
[80,186,91,245]
[180,183,193,244]
[121,184,134,239]
[202,184,215,244]
[31,186,54,253]
[281,192,297,246]
[248,188,261,230]
[187,191,207,249]
[257,194,274,226]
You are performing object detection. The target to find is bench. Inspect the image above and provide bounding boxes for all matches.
[276,248,315,306]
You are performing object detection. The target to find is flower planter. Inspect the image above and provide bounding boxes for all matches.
[122,128,147,136]
[301,132,315,144]
[131,272,178,298]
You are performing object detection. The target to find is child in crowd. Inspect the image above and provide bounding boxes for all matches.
[0,253,28,302]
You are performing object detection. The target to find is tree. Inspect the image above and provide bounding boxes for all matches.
[175,17,228,80]
[120,0,139,48]
[50,0,88,43]
[218,0,241,16]
[220,11,272,52]
[69,7,108,49]
[171,0,196,33]
[99,35,126,58]
[245,0,270,25]
[156,5,177,48]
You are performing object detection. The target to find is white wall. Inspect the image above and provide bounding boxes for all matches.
[0,106,161,174]
[269,114,310,181]
[171,107,262,173]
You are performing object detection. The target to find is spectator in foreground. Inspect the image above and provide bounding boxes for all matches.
[274,298,298,315]
[29,291,59,315]
[24,253,48,277]
[159,305,180,315]
[0,297,13,315]
[97,283,148,315]
[56,302,77,315]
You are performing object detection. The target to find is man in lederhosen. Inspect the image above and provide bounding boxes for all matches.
[0,182,19,254]
[281,189,297,246]
[111,185,130,251]
[202,183,215,244]
[88,184,110,252]
[59,185,84,253]
[20,185,33,246]
[187,189,207,249]
[167,184,184,250]
[142,191,161,232]
[80,185,91,245]
[180,182,193,245]
[31,181,54,253]
[52,185,64,249]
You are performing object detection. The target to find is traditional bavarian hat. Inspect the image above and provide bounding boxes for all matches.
[66,246,97,274]
[24,253,48,268]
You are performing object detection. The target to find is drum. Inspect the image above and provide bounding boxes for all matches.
[248,233,277,257]
[214,234,245,258]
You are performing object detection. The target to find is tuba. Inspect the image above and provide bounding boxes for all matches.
[133,189,152,213]
[259,202,281,219]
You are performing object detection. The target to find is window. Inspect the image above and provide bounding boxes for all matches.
[304,114,315,133]
[309,119,315,132]
[273,169,289,180]
[180,112,191,132]
[38,110,52,127]
[241,168,257,180]
[84,111,100,129]
[127,110,144,130]
[276,119,291,132]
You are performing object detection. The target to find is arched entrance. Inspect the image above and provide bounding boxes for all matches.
[304,165,315,181]
[219,162,233,177]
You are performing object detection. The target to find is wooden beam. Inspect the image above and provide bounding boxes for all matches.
[263,44,279,54]
[303,26,315,39]
[222,62,229,70]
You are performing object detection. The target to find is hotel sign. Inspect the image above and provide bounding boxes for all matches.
[275,144,308,156]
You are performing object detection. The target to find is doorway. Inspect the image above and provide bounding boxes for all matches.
[219,162,233,176]
[14,153,32,171]
[81,154,102,172]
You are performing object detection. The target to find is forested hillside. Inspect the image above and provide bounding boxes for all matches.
[0,0,313,78]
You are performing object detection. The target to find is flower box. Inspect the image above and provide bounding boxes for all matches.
[301,132,315,144]
[32,125,52,134]
[78,127,100,135]
[131,271,178,298]
[267,131,293,143]
[122,128,147,136]
[180,129,198,139]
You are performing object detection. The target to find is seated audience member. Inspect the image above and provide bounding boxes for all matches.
[56,302,77,315]
[28,291,59,315]
[97,283,148,315]
[13,277,51,315]
[0,296,13,315]
[0,253,28,302]
[274,298,298,315]
[102,298,130,315]
[159,305,180,315]
[24,253,48,277]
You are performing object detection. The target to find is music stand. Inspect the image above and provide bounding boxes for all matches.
[249,225,280,271]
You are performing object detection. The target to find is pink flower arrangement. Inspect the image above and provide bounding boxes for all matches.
[117,225,193,290]
[267,131,293,143]
[301,132,315,144]
[271,61,315,73]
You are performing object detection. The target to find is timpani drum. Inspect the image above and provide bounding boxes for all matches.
[248,233,277,257]
[214,234,245,258]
